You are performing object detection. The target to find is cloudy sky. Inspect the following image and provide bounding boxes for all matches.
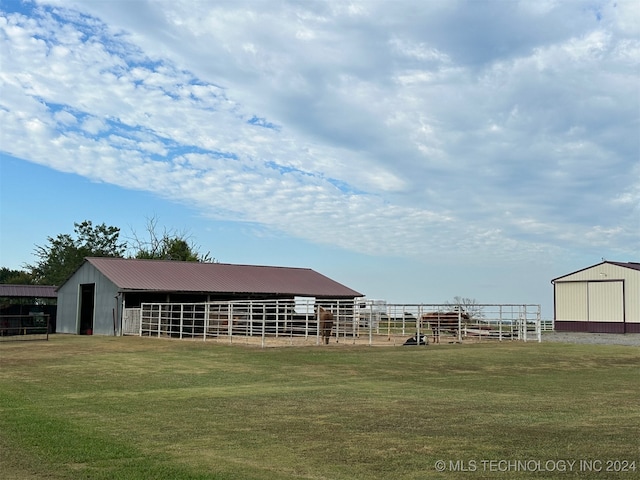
[1,0,638,316]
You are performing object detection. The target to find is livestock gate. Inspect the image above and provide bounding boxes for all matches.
[125,299,542,347]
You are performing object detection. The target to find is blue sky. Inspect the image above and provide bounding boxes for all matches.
[1,0,638,316]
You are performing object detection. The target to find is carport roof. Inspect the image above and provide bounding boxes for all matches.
[0,284,58,298]
[83,257,363,298]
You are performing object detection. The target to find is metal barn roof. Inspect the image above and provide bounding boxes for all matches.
[551,261,640,283]
[607,261,640,272]
[0,284,58,298]
[84,257,363,298]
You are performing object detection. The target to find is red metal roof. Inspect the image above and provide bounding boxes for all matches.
[0,284,58,298]
[85,257,362,298]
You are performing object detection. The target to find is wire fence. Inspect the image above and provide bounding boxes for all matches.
[126,299,542,347]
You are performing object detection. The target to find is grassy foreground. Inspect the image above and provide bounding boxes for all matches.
[0,336,638,479]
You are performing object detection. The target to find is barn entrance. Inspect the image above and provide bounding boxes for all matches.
[555,280,625,333]
[79,284,95,335]
[588,281,624,327]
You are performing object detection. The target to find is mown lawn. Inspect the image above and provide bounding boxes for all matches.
[0,336,638,479]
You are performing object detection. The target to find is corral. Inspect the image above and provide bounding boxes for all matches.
[123,299,542,346]
[52,257,544,347]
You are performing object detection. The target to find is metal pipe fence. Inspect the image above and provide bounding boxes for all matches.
[132,300,541,347]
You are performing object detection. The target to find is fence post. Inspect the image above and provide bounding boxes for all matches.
[261,303,266,349]
[204,303,208,341]
[369,303,373,346]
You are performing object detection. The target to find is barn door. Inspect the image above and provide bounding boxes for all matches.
[588,281,624,324]
[79,283,95,335]
[554,282,588,321]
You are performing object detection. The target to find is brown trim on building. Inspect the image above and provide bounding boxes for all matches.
[554,321,639,334]
[625,323,640,334]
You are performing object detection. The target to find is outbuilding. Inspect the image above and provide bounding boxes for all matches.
[551,261,640,333]
[0,284,58,335]
[56,257,362,336]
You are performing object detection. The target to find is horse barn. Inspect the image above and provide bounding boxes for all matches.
[55,257,363,340]
[552,261,640,333]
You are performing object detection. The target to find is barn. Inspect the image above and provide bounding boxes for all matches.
[56,257,363,336]
[551,261,640,333]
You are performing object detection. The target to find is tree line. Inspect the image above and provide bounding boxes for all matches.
[1,219,213,286]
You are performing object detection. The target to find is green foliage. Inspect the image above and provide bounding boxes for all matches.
[28,221,126,285]
[0,267,33,284]
[5,217,215,287]
[135,236,201,261]
[131,216,212,262]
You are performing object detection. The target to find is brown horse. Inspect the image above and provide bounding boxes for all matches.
[420,311,470,343]
[318,307,334,345]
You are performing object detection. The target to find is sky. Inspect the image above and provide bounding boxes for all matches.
[0,0,638,317]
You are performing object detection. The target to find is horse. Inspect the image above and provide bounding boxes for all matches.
[318,307,334,345]
[420,310,470,343]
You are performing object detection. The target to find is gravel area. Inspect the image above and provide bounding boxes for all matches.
[542,332,640,346]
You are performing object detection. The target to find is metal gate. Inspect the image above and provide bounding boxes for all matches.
[122,308,141,335]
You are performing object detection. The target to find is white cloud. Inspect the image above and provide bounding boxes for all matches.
[0,0,638,271]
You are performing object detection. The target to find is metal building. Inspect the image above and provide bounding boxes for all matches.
[55,257,362,336]
[551,261,640,333]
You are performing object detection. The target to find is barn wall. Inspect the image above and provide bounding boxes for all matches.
[554,263,640,333]
[56,272,80,334]
[56,262,120,335]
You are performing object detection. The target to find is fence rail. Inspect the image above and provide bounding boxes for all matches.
[133,300,541,347]
[0,314,50,341]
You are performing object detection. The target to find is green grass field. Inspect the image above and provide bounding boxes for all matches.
[1,336,638,479]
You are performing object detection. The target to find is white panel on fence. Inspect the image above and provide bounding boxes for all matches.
[294,296,316,314]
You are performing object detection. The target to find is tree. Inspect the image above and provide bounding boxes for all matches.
[0,267,34,284]
[129,216,212,262]
[28,221,126,285]
[445,296,484,320]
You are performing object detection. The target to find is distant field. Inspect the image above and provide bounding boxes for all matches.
[0,336,638,479]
